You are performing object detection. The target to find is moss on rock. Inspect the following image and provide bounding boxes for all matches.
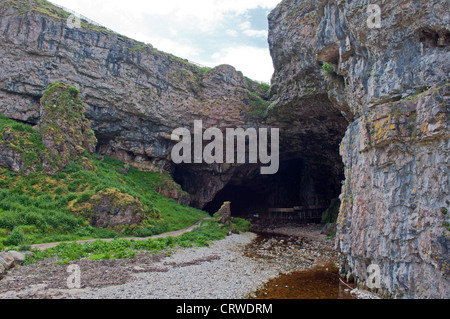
[38,82,97,174]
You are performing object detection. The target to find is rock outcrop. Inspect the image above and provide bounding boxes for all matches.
[269,0,449,298]
[1,0,448,299]
[68,188,157,229]
[0,250,25,278]
[0,81,96,175]
[267,0,348,180]
[38,82,97,174]
[0,0,271,207]
[216,202,232,226]
[0,0,345,210]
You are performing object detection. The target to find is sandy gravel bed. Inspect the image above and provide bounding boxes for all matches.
[0,224,338,299]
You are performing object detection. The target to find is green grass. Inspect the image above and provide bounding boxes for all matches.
[243,91,271,117]
[0,83,211,249]
[0,114,48,170]
[0,154,208,247]
[321,62,336,76]
[22,218,251,265]
[0,113,209,248]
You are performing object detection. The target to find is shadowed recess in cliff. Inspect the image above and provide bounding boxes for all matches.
[193,158,342,221]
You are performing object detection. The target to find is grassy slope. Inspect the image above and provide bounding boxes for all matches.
[0,114,210,249]
[0,0,256,257]
[0,112,252,264]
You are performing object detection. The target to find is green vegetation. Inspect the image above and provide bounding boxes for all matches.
[0,110,252,264]
[444,222,450,232]
[244,91,271,118]
[0,153,208,247]
[23,216,251,265]
[0,112,209,248]
[321,62,336,76]
[39,82,97,172]
[0,114,48,171]
[402,91,425,101]
[1,0,130,37]
[321,198,340,224]
[1,0,71,20]
[129,43,152,53]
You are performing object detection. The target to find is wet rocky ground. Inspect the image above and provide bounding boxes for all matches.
[0,220,377,299]
[244,220,339,273]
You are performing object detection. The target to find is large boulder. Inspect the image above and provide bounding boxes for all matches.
[68,189,160,229]
[6,251,26,265]
[0,253,15,270]
[216,202,232,226]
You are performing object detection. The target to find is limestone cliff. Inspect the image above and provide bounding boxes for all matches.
[0,0,346,211]
[269,0,449,298]
[1,0,448,299]
[0,0,271,207]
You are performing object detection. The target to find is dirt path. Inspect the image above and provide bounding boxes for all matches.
[31,219,208,251]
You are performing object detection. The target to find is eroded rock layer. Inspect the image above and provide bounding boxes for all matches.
[0,0,346,210]
[269,0,449,298]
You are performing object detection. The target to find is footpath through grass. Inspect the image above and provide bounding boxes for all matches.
[0,113,209,249]
[0,154,208,249]
[23,217,252,265]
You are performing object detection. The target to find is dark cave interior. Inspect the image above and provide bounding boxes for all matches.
[198,158,342,221]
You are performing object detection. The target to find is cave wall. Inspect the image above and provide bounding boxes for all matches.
[269,0,449,298]
[4,0,448,299]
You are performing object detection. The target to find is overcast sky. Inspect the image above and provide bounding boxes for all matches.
[50,0,280,83]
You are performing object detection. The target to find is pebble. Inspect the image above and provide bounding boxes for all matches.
[63,233,285,299]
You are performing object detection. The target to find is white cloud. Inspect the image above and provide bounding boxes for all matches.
[243,29,269,38]
[225,29,238,37]
[51,0,279,32]
[239,20,269,39]
[210,46,274,83]
[49,0,278,82]
[239,21,252,30]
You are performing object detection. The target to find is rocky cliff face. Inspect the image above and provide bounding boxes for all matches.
[0,0,345,211]
[269,0,449,298]
[1,0,448,299]
[0,0,271,207]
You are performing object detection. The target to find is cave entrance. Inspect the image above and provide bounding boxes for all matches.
[203,158,342,223]
[203,184,270,218]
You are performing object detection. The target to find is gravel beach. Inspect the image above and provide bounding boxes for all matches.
[0,224,340,299]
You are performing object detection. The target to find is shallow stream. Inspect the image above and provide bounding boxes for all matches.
[251,264,357,299]
[243,225,357,299]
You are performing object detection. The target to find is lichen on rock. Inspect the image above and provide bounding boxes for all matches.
[270,0,449,299]
[68,189,160,231]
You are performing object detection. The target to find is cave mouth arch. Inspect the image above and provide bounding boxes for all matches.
[201,158,342,223]
[203,184,270,217]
